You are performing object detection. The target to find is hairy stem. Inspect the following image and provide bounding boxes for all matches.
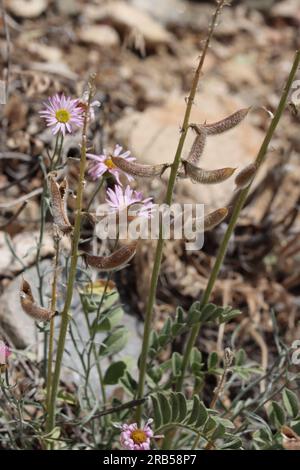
[177,49,300,394]
[36,133,62,379]
[86,177,105,211]
[46,83,93,433]
[135,0,229,425]
[46,235,60,412]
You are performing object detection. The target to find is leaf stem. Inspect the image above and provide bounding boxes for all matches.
[86,177,105,211]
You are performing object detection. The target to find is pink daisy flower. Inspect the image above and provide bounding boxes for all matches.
[87,145,136,185]
[0,340,11,365]
[106,185,154,219]
[39,94,84,136]
[116,419,162,451]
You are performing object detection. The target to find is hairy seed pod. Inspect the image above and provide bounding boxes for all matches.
[224,347,234,367]
[183,161,236,184]
[191,108,250,137]
[20,279,55,321]
[85,241,138,271]
[49,175,72,234]
[234,162,257,189]
[281,426,300,441]
[111,157,169,178]
[186,127,207,165]
[204,207,228,231]
[281,426,300,450]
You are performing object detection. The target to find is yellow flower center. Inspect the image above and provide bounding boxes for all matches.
[131,429,147,445]
[55,109,71,123]
[105,157,116,169]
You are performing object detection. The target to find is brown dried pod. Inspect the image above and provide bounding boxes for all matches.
[20,279,55,322]
[191,108,250,136]
[204,207,228,231]
[111,157,169,178]
[186,126,207,165]
[234,162,257,190]
[85,241,138,272]
[48,175,72,234]
[281,425,300,450]
[183,161,236,184]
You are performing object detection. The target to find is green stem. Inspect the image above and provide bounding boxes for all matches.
[177,49,300,393]
[46,85,93,433]
[84,235,119,409]
[86,177,105,211]
[36,133,62,379]
[135,0,228,426]
[46,236,60,412]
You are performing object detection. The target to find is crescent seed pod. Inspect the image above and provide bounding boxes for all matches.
[111,157,169,178]
[234,162,257,189]
[183,161,236,184]
[48,175,72,234]
[20,279,55,322]
[186,127,207,165]
[281,426,300,450]
[85,241,138,271]
[204,207,228,231]
[191,108,250,136]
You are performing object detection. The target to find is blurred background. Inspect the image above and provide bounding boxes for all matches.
[0,0,300,384]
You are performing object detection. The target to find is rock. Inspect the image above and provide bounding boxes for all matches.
[271,0,300,22]
[129,0,190,26]
[78,25,120,48]
[26,42,63,63]
[85,1,173,47]
[114,81,265,208]
[130,0,214,31]
[7,0,48,19]
[55,0,80,16]
[220,54,261,89]
[64,308,142,396]
[0,256,142,393]
[0,261,51,349]
[0,230,63,277]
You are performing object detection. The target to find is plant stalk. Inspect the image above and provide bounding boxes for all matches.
[176,49,300,394]
[46,83,93,433]
[135,0,229,425]
[46,235,60,412]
